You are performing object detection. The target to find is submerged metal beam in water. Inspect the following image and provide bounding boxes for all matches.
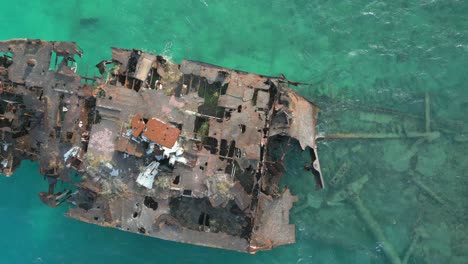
[318,131,440,140]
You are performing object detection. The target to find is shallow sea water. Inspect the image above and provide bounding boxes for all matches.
[0,0,467,263]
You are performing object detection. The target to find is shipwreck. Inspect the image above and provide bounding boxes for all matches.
[0,39,324,253]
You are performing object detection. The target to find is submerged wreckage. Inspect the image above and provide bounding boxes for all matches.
[0,39,324,253]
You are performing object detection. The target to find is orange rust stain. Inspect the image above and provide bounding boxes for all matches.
[115,137,143,158]
[131,114,146,137]
[142,118,180,148]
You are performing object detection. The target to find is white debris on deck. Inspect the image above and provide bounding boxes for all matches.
[146,143,155,154]
[63,146,80,161]
[111,169,119,177]
[162,141,187,165]
[136,161,160,189]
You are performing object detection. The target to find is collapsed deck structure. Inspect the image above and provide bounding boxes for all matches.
[0,39,323,253]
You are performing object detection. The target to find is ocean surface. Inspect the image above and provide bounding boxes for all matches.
[0,0,467,263]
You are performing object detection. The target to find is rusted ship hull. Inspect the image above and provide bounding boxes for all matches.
[0,39,322,253]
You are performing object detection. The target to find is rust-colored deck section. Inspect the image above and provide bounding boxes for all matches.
[130,113,146,137]
[142,118,180,148]
[115,137,144,158]
[0,39,323,254]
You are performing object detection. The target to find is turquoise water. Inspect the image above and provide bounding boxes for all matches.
[1,0,467,263]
